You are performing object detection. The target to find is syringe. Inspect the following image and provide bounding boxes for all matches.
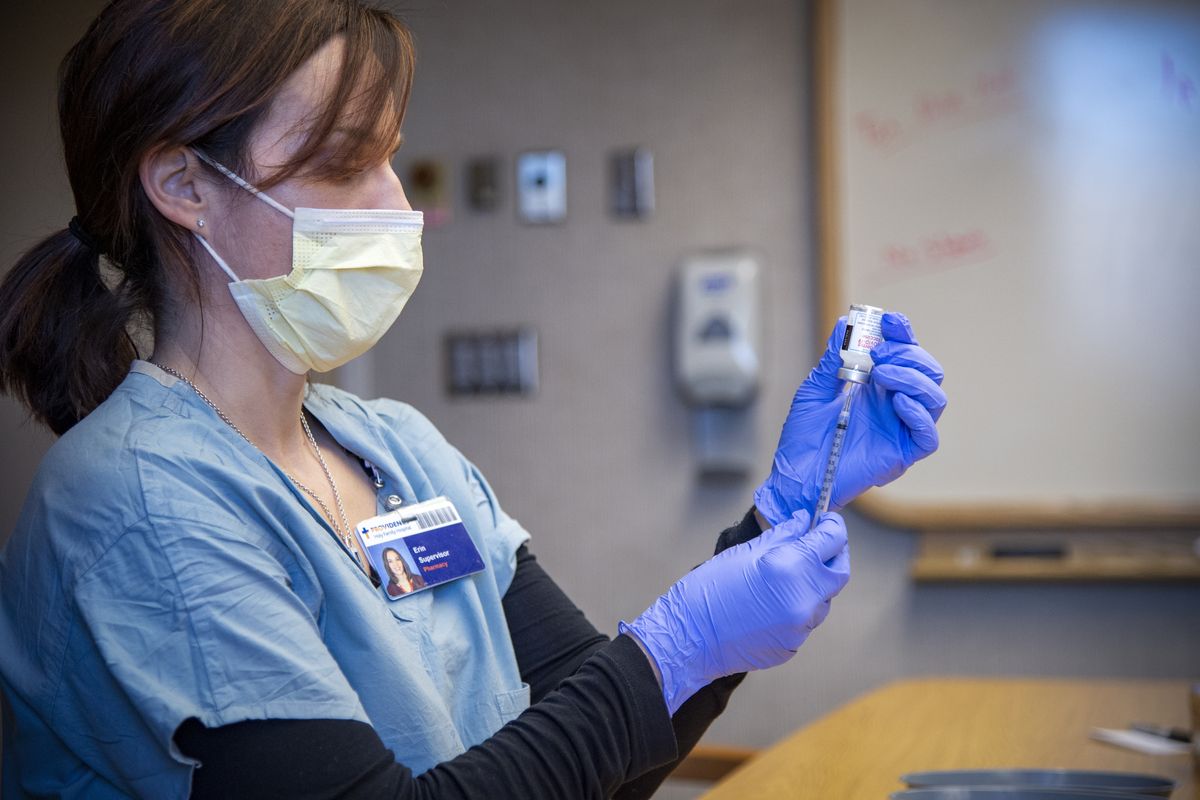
[811,383,858,529]
[811,303,884,530]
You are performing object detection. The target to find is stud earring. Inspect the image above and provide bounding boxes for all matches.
[197,219,206,229]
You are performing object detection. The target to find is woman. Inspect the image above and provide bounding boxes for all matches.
[0,1,945,797]
[383,546,427,596]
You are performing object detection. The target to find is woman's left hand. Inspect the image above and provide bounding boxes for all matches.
[754,312,947,526]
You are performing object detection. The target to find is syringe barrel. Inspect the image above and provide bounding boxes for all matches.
[813,385,857,526]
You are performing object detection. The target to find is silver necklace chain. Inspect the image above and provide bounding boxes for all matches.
[153,363,361,568]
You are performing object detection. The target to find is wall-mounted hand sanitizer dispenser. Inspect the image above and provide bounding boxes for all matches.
[676,252,761,408]
[674,251,762,479]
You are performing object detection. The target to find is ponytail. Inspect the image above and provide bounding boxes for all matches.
[0,227,139,435]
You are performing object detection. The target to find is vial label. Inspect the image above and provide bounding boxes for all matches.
[838,304,885,383]
[845,306,883,354]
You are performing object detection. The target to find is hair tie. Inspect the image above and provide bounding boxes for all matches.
[68,216,101,253]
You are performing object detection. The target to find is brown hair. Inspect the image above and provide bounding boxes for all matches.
[0,0,415,435]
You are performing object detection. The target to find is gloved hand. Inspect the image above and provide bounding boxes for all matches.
[620,510,850,715]
[754,312,946,527]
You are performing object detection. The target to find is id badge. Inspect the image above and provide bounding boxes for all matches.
[354,497,486,599]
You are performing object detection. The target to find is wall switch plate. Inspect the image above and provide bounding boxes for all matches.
[466,156,500,212]
[516,150,566,224]
[405,158,452,227]
[611,147,654,219]
[444,328,539,396]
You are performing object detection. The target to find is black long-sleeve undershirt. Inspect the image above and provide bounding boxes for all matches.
[178,508,763,799]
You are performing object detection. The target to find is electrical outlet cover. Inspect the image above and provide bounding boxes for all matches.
[516,150,566,224]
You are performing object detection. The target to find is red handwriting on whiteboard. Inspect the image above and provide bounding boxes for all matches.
[855,112,903,149]
[924,230,989,264]
[854,66,1020,153]
[915,91,965,125]
[884,244,920,269]
[880,229,992,277]
[1162,53,1196,109]
[973,67,1017,99]
[915,66,1017,128]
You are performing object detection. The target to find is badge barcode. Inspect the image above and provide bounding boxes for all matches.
[414,505,459,530]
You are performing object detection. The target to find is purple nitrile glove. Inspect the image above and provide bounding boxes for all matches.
[620,510,850,715]
[754,312,946,527]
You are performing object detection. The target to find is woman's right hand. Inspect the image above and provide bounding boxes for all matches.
[620,510,850,715]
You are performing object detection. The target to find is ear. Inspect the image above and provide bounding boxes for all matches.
[138,146,209,233]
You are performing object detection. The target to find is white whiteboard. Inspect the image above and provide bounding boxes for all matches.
[820,0,1200,528]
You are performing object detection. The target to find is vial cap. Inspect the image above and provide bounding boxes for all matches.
[838,366,871,384]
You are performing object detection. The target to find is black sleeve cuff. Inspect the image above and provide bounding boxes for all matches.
[714,506,764,555]
[604,634,679,776]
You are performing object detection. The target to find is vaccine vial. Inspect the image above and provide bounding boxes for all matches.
[838,303,885,383]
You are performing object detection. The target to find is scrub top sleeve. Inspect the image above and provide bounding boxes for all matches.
[73,518,367,765]
[460,459,530,596]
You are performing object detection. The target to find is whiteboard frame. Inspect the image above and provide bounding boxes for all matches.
[814,0,1200,531]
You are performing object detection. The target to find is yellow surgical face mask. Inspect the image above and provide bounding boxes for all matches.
[192,151,424,374]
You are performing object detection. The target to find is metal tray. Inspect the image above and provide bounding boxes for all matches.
[900,770,1175,797]
[892,790,1165,800]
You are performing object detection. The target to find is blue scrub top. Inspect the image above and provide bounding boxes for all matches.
[0,361,531,799]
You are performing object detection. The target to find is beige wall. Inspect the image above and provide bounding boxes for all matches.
[1,0,1197,770]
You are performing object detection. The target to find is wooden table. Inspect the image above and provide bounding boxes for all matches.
[701,678,1197,799]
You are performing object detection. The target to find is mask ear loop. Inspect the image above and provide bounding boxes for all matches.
[190,149,298,283]
[191,149,296,219]
[193,233,242,283]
